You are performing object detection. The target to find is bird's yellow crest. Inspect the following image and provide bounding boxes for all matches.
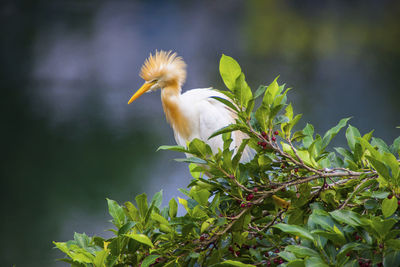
[140,50,187,87]
[128,50,187,104]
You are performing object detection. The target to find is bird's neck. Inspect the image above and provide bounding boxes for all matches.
[161,85,191,140]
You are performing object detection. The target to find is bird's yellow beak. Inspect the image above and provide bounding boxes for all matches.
[128,82,155,104]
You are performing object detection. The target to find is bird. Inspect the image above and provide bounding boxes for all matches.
[128,50,254,162]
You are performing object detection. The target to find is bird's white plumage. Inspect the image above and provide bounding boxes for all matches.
[129,50,254,162]
[171,88,254,162]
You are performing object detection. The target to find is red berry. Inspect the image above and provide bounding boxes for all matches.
[246,194,254,201]
[397,200,400,206]
[294,168,298,173]
[346,253,350,257]
[253,187,259,193]
[240,203,246,208]
[219,214,223,217]
[274,258,279,264]
[388,195,393,199]
[271,136,276,142]
[355,234,361,240]
[200,235,205,241]
[257,141,262,146]
[379,243,384,249]
[264,251,269,257]
[235,251,240,256]
[228,246,234,252]
[229,175,235,179]
[279,259,284,264]
[274,131,279,135]
[281,164,286,169]
[247,202,253,207]
[266,261,271,266]
[261,131,267,138]
[274,249,280,253]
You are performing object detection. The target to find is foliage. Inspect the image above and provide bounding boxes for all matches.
[54,55,400,267]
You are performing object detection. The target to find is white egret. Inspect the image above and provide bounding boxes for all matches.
[128,50,253,162]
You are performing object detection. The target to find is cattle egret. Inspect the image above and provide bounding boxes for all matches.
[128,50,253,162]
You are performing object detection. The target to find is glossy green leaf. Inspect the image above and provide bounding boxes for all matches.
[125,233,154,248]
[211,96,239,113]
[168,198,177,218]
[234,72,252,108]
[135,193,148,218]
[93,250,108,267]
[273,223,314,241]
[157,145,189,153]
[321,117,351,150]
[151,190,163,209]
[285,245,320,258]
[107,198,126,228]
[346,125,361,152]
[211,260,255,267]
[330,210,368,227]
[141,255,160,267]
[220,54,241,91]
[382,196,398,218]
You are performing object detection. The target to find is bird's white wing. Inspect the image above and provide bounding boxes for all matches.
[181,88,254,162]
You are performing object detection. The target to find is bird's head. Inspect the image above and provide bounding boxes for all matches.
[128,50,187,104]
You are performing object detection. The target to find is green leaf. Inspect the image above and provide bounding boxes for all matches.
[211,96,239,113]
[337,242,370,260]
[285,245,320,258]
[208,124,248,140]
[254,85,267,99]
[118,221,136,235]
[74,232,90,249]
[311,229,346,245]
[93,250,108,267]
[107,198,126,228]
[124,201,140,222]
[220,54,241,91]
[201,218,215,233]
[169,198,178,218]
[175,157,207,164]
[157,145,189,153]
[135,193,148,218]
[210,260,255,267]
[189,138,208,157]
[386,239,400,249]
[384,251,400,267]
[234,72,252,108]
[190,188,210,206]
[273,223,314,241]
[370,217,396,239]
[366,155,391,181]
[346,125,361,151]
[125,233,154,248]
[330,210,368,227]
[262,77,279,106]
[141,255,160,267]
[382,196,398,218]
[304,257,329,267]
[321,117,351,150]
[151,190,163,209]
[255,105,269,131]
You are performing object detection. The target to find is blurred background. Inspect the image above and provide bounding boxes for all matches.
[1,0,399,266]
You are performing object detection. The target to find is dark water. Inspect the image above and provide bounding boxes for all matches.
[1,1,399,266]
